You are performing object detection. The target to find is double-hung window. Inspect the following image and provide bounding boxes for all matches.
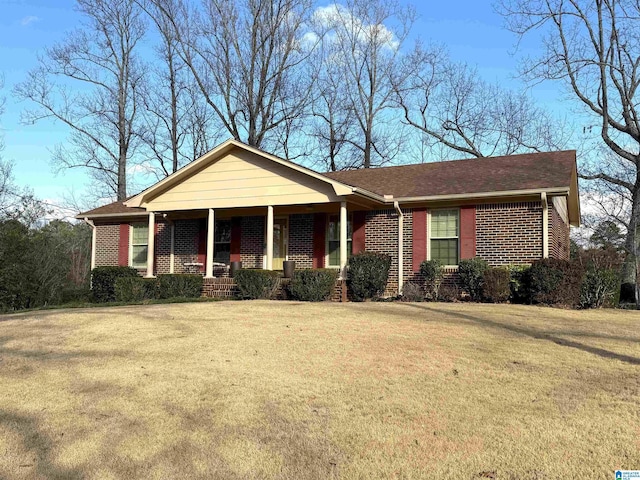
[327,215,353,267]
[131,223,149,268]
[214,220,231,264]
[430,209,459,266]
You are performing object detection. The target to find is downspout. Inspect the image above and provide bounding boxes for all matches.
[394,201,404,296]
[541,192,549,259]
[83,217,96,271]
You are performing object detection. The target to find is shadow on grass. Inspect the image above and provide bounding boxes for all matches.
[401,304,640,366]
[0,410,84,479]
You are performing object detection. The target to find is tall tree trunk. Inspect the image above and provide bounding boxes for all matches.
[622,177,640,304]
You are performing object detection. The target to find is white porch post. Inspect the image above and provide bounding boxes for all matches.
[206,208,215,278]
[169,222,175,274]
[394,202,404,296]
[340,201,348,278]
[146,211,156,278]
[266,205,274,270]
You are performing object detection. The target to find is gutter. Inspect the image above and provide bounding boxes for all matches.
[75,211,148,220]
[541,192,549,259]
[394,201,404,296]
[83,217,96,272]
[387,187,570,204]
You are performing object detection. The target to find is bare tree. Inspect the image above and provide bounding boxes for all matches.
[310,0,419,168]
[499,0,640,302]
[397,50,567,159]
[14,0,146,201]
[148,0,317,155]
[307,32,360,171]
[138,0,209,178]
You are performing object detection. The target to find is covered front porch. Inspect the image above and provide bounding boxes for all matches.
[137,201,364,280]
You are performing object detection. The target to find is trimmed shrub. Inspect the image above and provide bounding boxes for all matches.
[506,265,530,304]
[458,258,489,301]
[348,252,391,301]
[288,269,338,302]
[524,258,584,307]
[157,274,203,299]
[400,282,424,302]
[438,284,460,302]
[114,277,158,302]
[419,259,443,301]
[578,248,622,308]
[91,266,139,302]
[482,267,511,303]
[60,287,92,304]
[234,269,281,299]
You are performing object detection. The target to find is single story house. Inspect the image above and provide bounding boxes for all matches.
[77,139,580,298]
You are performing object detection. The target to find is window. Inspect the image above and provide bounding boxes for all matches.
[430,209,459,265]
[214,220,231,264]
[131,223,149,268]
[327,215,352,267]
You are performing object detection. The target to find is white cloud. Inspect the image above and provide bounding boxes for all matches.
[310,3,399,52]
[20,16,40,27]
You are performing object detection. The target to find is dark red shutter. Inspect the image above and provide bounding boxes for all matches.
[352,211,366,254]
[230,217,242,262]
[197,220,206,273]
[460,206,476,259]
[412,208,427,271]
[312,213,326,268]
[118,223,129,266]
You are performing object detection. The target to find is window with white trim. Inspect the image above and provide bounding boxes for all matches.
[131,223,149,268]
[214,220,231,264]
[327,215,353,267]
[430,209,459,266]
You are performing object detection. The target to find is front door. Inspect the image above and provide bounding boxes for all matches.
[273,217,288,270]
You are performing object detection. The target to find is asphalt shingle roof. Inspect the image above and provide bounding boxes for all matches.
[323,150,576,198]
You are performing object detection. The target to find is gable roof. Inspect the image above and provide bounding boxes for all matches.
[124,139,376,208]
[77,143,579,225]
[323,150,577,199]
[79,199,146,218]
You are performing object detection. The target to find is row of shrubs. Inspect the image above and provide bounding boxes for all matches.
[416,249,621,308]
[92,266,203,302]
[234,252,393,301]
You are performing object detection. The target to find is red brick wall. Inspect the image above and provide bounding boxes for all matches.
[288,214,314,269]
[155,221,172,274]
[95,223,120,267]
[476,202,543,266]
[549,204,570,260]
[241,216,265,268]
[173,219,200,274]
[365,209,413,296]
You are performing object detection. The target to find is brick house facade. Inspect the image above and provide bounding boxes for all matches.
[93,200,571,296]
[83,140,580,299]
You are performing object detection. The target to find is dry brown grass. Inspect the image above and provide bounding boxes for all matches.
[0,301,639,479]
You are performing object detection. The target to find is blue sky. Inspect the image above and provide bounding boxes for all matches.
[0,0,565,207]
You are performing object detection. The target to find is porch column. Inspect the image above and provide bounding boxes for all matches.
[266,205,274,270]
[206,208,215,278]
[146,211,155,278]
[340,201,348,278]
[169,222,175,274]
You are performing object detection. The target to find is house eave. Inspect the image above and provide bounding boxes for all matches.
[75,212,149,220]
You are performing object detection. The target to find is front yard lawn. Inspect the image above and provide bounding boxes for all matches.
[0,301,638,478]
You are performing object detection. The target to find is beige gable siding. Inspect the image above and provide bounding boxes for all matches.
[144,148,343,211]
